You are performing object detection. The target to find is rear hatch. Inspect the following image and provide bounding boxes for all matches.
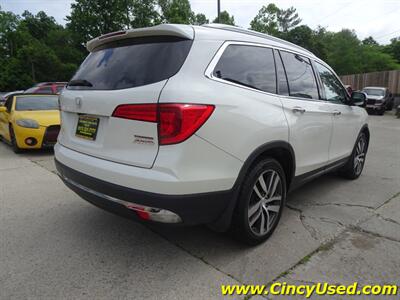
[58,26,193,168]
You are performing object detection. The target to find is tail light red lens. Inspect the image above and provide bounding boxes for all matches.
[112,103,214,145]
[158,104,214,145]
[112,104,157,122]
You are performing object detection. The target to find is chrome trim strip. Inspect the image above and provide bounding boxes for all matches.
[204,41,327,102]
[204,40,349,105]
[60,174,129,207]
[59,173,182,223]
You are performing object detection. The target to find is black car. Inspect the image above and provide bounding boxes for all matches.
[362,87,394,115]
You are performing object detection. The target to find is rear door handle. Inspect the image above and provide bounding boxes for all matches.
[332,110,341,116]
[292,106,306,114]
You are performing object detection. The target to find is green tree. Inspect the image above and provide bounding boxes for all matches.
[250,4,301,36]
[323,29,399,75]
[130,0,160,28]
[362,36,378,46]
[384,37,400,63]
[159,0,194,24]
[0,8,20,58]
[213,10,235,25]
[193,13,209,25]
[0,9,82,91]
[66,0,130,47]
[285,25,327,60]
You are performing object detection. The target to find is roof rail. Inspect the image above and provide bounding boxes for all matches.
[203,24,315,56]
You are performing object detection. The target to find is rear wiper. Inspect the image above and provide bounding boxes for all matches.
[68,79,93,87]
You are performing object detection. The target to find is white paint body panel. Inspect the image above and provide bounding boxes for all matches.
[279,97,333,175]
[58,82,165,168]
[327,103,367,162]
[55,134,242,194]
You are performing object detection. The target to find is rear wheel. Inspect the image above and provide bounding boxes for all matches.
[9,125,22,153]
[231,158,286,245]
[340,132,368,180]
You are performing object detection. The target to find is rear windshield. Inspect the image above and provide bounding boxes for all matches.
[15,96,59,111]
[68,36,193,90]
[362,89,384,96]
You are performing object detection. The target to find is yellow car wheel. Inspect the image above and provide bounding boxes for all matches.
[9,125,22,153]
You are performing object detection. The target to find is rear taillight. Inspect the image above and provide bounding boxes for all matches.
[112,104,157,122]
[112,103,214,145]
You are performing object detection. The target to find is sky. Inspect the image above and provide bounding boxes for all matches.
[1,0,399,44]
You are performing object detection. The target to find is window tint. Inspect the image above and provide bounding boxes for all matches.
[15,96,59,111]
[213,45,276,94]
[315,62,347,103]
[274,49,289,96]
[68,36,193,90]
[280,51,319,99]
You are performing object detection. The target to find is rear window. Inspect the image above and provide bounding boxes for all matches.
[15,96,59,111]
[68,36,193,90]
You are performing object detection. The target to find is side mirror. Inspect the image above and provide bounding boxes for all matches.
[350,91,366,107]
[0,106,6,113]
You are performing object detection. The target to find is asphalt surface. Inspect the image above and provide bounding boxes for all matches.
[1,112,399,299]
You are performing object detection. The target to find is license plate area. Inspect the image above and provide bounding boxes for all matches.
[75,115,99,141]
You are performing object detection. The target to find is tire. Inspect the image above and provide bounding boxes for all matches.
[231,158,286,245]
[339,132,368,180]
[9,125,22,153]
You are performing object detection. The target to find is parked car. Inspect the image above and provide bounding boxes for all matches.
[25,82,67,95]
[0,94,61,153]
[55,24,369,245]
[362,86,392,115]
[1,90,24,106]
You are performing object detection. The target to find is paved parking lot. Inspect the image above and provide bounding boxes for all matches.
[1,113,399,299]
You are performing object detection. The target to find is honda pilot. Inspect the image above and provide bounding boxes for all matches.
[55,24,369,245]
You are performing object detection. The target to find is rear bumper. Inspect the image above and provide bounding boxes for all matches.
[55,159,233,225]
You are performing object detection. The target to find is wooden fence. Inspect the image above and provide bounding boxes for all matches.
[340,70,400,95]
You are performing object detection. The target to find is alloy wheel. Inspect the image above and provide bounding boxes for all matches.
[248,170,283,236]
[354,136,366,176]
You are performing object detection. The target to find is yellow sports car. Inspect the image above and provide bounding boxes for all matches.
[0,94,60,153]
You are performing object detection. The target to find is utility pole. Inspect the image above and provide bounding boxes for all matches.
[217,0,221,23]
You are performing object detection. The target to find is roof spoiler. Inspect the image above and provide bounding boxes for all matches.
[86,24,194,52]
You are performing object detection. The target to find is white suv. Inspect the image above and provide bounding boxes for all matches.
[55,24,369,245]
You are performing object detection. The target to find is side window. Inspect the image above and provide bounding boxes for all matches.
[273,49,289,96]
[315,62,347,103]
[213,44,276,94]
[280,51,319,100]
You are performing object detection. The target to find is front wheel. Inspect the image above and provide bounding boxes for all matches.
[340,132,368,180]
[231,158,286,245]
